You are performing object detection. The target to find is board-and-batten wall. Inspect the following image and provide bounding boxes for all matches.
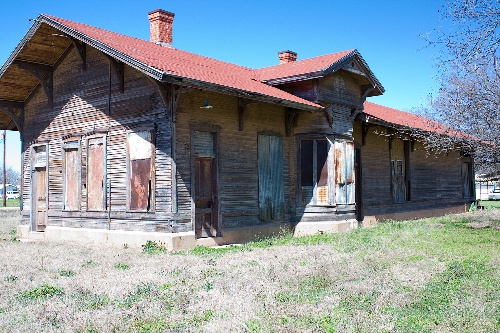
[352,122,470,216]
[20,46,175,231]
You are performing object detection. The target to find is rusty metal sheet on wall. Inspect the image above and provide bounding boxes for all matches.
[334,141,355,205]
[128,130,153,211]
[35,168,47,229]
[87,139,104,211]
[64,148,79,210]
[130,158,152,210]
[334,141,346,204]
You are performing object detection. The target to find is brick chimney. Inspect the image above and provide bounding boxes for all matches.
[148,9,175,46]
[278,50,297,64]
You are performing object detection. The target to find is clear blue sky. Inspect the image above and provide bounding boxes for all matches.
[0,0,444,172]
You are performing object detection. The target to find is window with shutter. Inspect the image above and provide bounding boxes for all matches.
[127,130,155,211]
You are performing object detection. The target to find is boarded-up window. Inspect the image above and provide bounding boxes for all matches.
[258,134,284,221]
[301,139,330,205]
[334,140,355,205]
[193,131,218,237]
[462,162,473,198]
[87,137,105,211]
[128,130,154,211]
[63,140,80,211]
[390,139,410,203]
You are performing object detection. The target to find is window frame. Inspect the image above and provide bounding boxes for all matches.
[297,135,335,207]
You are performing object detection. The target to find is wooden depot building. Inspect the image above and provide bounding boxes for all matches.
[0,10,475,249]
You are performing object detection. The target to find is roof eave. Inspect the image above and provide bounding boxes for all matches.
[40,15,165,81]
[161,74,323,112]
[260,50,385,96]
[37,15,322,112]
[0,18,44,79]
[323,50,385,95]
[262,71,324,86]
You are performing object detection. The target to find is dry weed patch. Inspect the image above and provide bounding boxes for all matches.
[0,209,498,332]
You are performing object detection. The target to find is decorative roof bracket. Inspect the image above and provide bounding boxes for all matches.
[107,56,125,93]
[14,60,53,109]
[361,122,370,145]
[285,107,300,137]
[0,100,24,133]
[70,37,87,71]
[238,98,257,131]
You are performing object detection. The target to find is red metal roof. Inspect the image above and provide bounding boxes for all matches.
[44,15,322,110]
[256,50,354,82]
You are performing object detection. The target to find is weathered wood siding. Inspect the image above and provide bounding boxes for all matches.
[353,122,471,216]
[318,72,362,108]
[21,45,174,231]
[175,91,295,229]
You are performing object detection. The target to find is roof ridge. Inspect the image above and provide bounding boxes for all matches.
[43,14,257,75]
[255,49,355,72]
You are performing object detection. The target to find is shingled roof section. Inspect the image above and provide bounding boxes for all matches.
[256,50,354,82]
[362,101,449,135]
[255,49,384,96]
[42,15,322,111]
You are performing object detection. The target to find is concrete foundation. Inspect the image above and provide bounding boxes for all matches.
[17,225,196,251]
[16,204,466,249]
[293,219,359,237]
[365,204,467,223]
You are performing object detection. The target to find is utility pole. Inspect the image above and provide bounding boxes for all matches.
[1,130,5,207]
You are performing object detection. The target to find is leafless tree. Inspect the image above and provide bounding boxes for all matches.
[414,0,500,174]
[0,166,20,185]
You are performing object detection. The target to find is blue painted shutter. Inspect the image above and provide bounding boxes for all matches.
[258,135,284,221]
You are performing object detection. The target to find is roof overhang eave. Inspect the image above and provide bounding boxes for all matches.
[358,113,414,133]
[40,15,165,81]
[261,71,324,86]
[1,15,322,113]
[0,19,44,79]
[324,50,385,95]
[161,74,323,112]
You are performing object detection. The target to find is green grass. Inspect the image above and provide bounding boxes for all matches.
[18,284,64,300]
[480,200,500,209]
[0,209,498,332]
[113,263,129,270]
[0,198,21,207]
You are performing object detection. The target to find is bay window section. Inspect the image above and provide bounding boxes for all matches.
[300,139,330,205]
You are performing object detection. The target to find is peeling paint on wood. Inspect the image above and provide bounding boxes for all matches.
[64,147,80,210]
[258,134,284,221]
[87,137,105,211]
